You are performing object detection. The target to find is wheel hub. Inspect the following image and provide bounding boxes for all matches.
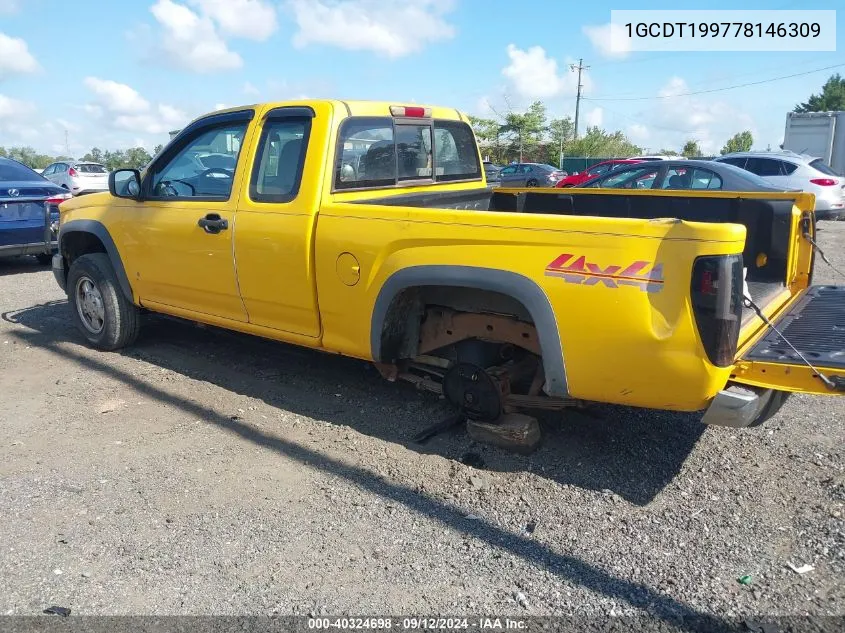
[75,276,105,334]
[442,363,503,422]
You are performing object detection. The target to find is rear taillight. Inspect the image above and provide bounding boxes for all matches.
[810,178,837,186]
[68,167,78,177]
[45,193,72,206]
[690,254,743,367]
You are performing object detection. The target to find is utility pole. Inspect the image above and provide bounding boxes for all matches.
[569,58,589,140]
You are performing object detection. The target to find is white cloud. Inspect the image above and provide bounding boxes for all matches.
[627,123,649,142]
[0,33,40,77]
[190,0,277,40]
[583,23,631,60]
[213,103,229,110]
[243,81,260,96]
[639,77,757,154]
[288,0,456,58]
[113,104,189,135]
[585,107,603,127]
[501,45,586,100]
[150,0,242,72]
[83,77,150,114]
[82,77,188,136]
[0,93,31,123]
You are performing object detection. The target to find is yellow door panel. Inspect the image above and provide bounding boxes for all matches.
[120,201,247,322]
[233,102,333,337]
[116,116,255,322]
[733,285,845,395]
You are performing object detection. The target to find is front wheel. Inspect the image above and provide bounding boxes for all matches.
[526,179,538,187]
[67,253,140,351]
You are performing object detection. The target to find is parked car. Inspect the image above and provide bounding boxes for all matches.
[0,157,71,263]
[51,99,842,432]
[497,163,566,187]
[42,160,110,196]
[483,161,502,184]
[578,159,792,193]
[556,159,643,187]
[712,151,845,220]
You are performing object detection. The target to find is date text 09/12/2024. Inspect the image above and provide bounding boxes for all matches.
[307,618,527,630]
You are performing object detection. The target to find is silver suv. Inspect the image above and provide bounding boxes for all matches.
[42,160,110,196]
[713,151,845,220]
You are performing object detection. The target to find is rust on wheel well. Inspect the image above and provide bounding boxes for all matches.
[378,285,537,361]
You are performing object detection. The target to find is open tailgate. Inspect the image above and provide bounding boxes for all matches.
[732,284,845,394]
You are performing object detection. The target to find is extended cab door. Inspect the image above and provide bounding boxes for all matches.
[116,109,255,322]
[232,104,326,338]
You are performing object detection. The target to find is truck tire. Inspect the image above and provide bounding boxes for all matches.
[526,179,538,187]
[67,253,140,351]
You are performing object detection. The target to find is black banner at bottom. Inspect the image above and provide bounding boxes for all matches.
[0,616,842,633]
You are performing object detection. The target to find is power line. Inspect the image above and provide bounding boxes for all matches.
[584,63,845,102]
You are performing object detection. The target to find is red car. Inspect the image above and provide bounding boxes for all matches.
[555,159,643,187]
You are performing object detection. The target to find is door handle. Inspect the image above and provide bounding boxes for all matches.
[198,213,229,234]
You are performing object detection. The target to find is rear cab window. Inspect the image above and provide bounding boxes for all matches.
[334,115,481,190]
[77,163,109,174]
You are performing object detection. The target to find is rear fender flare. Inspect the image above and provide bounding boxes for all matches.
[370,265,569,397]
[59,220,133,303]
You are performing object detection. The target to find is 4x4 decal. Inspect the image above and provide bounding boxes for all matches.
[544,254,664,293]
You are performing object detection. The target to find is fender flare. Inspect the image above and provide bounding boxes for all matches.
[370,265,569,398]
[58,219,134,303]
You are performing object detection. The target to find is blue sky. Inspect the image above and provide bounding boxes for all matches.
[0,0,842,157]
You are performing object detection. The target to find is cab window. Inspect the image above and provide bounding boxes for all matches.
[334,116,481,190]
[250,117,311,202]
[148,123,247,199]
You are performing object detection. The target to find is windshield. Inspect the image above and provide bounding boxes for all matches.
[0,158,44,182]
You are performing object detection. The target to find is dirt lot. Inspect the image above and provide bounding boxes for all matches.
[0,222,843,626]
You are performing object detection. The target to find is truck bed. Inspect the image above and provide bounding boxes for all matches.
[353,187,795,317]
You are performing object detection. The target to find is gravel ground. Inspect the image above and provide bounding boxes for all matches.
[0,221,843,628]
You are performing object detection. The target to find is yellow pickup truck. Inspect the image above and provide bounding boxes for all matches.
[52,100,844,430]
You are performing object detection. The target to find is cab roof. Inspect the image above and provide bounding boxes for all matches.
[207,100,469,123]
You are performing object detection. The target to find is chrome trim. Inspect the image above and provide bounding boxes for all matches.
[701,384,773,428]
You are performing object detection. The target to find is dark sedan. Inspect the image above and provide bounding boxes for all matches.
[578,159,793,193]
[0,157,71,264]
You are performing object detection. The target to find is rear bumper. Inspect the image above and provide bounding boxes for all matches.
[701,384,778,428]
[52,253,66,292]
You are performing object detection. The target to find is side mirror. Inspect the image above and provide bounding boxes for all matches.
[109,168,142,200]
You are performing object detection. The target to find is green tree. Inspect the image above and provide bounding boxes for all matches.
[467,115,504,163]
[794,73,845,113]
[4,146,55,169]
[81,147,105,164]
[102,149,126,171]
[124,147,153,169]
[682,140,702,157]
[499,101,547,163]
[546,117,574,167]
[658,148,681,156]
[720,131,753,155]
[566,127,641,158]
[153,144,164,155]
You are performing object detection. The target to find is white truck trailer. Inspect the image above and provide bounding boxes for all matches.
[783,111,845,175]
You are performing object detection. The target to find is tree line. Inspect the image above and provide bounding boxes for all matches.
[469,100,759,164]
[0,144,164,171]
